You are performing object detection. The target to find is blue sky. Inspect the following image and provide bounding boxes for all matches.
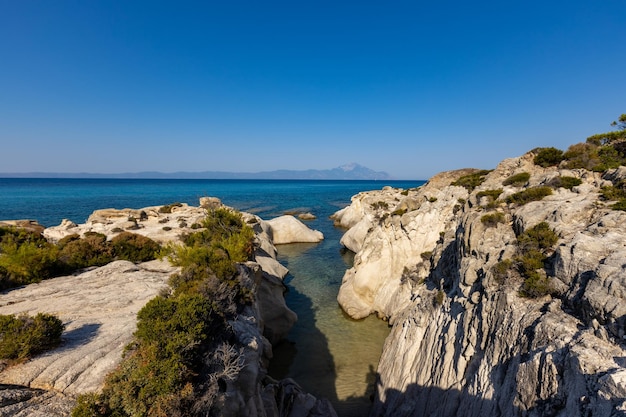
[1,1,624,179]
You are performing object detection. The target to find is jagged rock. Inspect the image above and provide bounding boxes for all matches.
[335,152,626,416]
[265,215,324,245]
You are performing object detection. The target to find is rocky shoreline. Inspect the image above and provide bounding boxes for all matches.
[0,199,332,416]
[332,151,626,416]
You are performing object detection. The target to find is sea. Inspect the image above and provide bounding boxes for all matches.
[0,178,424,416]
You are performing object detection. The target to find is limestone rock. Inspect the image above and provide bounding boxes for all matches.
[265,215,324,244]
[0,259,175,394]
[336,154,626,416]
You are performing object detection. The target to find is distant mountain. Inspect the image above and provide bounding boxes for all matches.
[0,163,393,180]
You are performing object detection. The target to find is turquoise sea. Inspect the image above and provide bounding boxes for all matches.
[0,178,424,416]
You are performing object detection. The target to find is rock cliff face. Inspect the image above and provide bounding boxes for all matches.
[333,152,626,416]
[1,199,334,416]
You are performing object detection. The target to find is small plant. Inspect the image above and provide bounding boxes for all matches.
[451,170,492,191]
[392,208,407,216]
[400,189,409,196]
[514,222,558,298]
[370,201,389,210]
[162,226,172,231]
[453,204,462,214]
[420,251,432,261]
[503,172,530,187]
[427,196,438,203]
[480,212,505,227]
[159,202,183,214]
[476,189,503,208]
[110,232,161,263]
[491,259,512,284]
[476,189,503,200]
[506,186,553,205]
[549,176,582,190]
[611,199,626,211]
[190,223,201,229]
[600,180,626,201]
[457,198,466,205]
[434,290,445,306]
[0,313,64,362]
[533,147,564,167]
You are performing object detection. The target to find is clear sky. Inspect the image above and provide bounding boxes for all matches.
[1,1,624,179]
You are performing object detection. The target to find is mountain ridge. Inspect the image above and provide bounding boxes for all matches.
[0,163,393,180]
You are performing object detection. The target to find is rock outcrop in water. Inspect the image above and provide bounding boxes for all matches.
[333,152,626,416]
[0,199,334,416]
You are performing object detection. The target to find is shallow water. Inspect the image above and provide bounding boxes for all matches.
[0,178,424,416]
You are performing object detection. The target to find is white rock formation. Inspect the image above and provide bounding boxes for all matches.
[334,152,626,416]
[265,215,324,244]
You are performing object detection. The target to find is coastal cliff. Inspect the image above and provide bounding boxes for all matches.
[0,200,332,416]
[333,151,626,416]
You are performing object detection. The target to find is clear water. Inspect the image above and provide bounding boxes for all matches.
[0,178,424,416]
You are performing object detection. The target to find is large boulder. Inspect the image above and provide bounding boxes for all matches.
[265,215,324,244]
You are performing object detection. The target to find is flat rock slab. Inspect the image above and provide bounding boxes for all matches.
[0,259,176,394]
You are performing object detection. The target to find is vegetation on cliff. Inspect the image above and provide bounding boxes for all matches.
[73,208,256,417]
[533,114,626,172]
[0,312,64,362]
[0,227,161,290]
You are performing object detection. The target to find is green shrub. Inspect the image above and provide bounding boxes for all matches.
[420,251,432,261]
[370,201,389,210]
[111,232,161,263]
[533,147,564,167]
[549,176,582,190]
[520,273,554,298]
[434,290,445,306]
[503,172,530,187]
[593,146,626,171]
[481,212,505,227]
[400,189,409,196]
[392,208,407,216]
[476,189,503,200]
[477,189,503,207]
[427,196,437,203]
[514,222,558,298]
[451,170,492,191]
[0,239,61,286]
[611,199,626,211]
[0,313,64,362]
[58,232,113,269]
[600,181,626,201]
[506,186,553,205]
[491,259,512,284]
[517,222,558,252]
[561,143,599,170]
